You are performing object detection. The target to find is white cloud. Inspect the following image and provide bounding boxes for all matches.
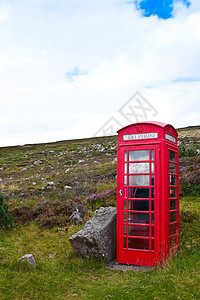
[0,0,199,146]
[185,111,200,125]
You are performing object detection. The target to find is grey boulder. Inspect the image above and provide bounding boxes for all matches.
[69,206,116,261]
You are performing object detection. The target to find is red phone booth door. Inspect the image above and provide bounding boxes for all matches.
[117,145,160,266]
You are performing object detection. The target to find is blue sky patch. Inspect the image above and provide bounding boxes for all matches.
[131,0,191,19]
[173,77,200,83]
[66,67,88,81]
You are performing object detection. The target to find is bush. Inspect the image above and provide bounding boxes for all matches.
[179,145,198,158]
[189,184,200,196]
[0,193,13,229]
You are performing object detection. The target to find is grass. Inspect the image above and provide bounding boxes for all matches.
[0,196,200,300]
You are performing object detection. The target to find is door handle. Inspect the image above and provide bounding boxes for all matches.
[119,189,123,196]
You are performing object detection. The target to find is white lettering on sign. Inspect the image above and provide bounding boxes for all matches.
[165,133,176,143]
[123,132,158,141]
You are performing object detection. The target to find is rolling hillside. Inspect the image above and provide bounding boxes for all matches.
[0,125,200,299]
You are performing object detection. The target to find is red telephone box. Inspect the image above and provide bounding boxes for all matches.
[117,121,179,266]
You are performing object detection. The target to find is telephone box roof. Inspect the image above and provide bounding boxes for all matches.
[117,121,177,135]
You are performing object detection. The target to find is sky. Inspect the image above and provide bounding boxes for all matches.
[0,0,200,147]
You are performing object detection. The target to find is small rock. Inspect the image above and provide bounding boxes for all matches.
[0,178,3,182]
[64,185,72,190]
[65,169,70,173]
[47,181,54,186]
[34,160,43,165]
[21,167,27,171]
[19,254,37,266]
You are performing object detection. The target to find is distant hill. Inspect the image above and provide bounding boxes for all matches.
[0,125,199,226]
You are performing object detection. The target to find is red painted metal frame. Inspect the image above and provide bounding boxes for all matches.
[117,121,179,266]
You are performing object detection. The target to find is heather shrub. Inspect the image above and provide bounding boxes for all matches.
[0,193,13,229]
[179,145,198,157]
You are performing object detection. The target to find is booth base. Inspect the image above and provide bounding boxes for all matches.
[106,260,154,272]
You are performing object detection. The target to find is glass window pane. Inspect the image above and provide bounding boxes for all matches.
[124,237,126,248]
[124,225,127,235]
[124,151,127,162]
[151,227,155,237]
[124,163,127,174]
[170,188,176,198]
[129,188,149,198]
[151,162,154,173]
[124,212,127,222]
[170,236,177,248]
[151,175,154,186]
[124,200,127,210]
[170,212,176,222]
[151,201,154,211]
[128,225,149,237]
[151,150,154,161]
[128,212,149,224]
[170,175,176,186]
[151,188,154,199]
[170,223,177,235]
[129,200,149,211]
[151,239,155,251]
[170,199,176,210]
[170,163,176,174]
[129,175,149,186]
[129,163,149,174]
[124,175,127,186]
[128,238,149,250]
[124,187,127,198]
[151,214,154,225]
[129,150,149,161]
[170,150,176,162]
